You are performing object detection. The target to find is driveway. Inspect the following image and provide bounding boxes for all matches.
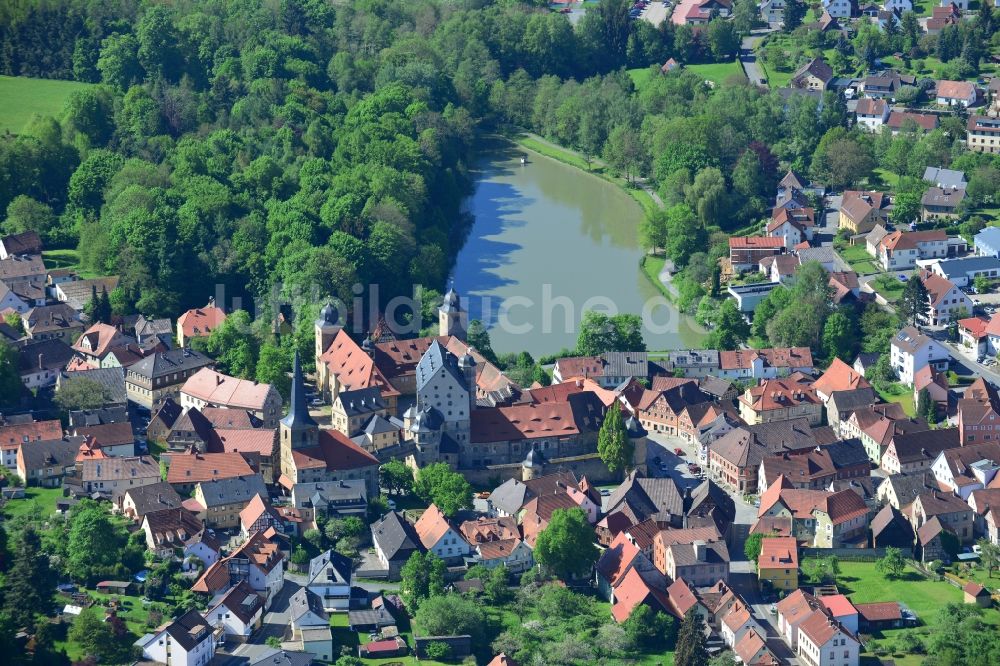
[257,576,302,643]
[740,34,768,86]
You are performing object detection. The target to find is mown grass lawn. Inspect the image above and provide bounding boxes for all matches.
[809,560,1000,666]
[1,486,64,523]
[834,242,881,275]
[627,66,656,93]
[687,60,746,87]
[42,249,100,279]
[870,273,906,303]
[0,75,92,134]
[876,382,916,417]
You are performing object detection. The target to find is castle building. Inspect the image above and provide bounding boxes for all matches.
[439,284,467,340]
[278,351,380,497]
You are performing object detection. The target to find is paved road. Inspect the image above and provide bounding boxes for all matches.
[740,32,770,86]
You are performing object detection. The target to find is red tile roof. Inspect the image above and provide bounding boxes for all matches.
[854,601,902,622]
[819,594,857,618]
[729,236,786,249]
[165,451,254,485]
[813,358,871,396]
[178,306,226,339]
[758,536,798,570]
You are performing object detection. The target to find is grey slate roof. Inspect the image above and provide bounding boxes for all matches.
[308,549,353,587]
[336,387,387,416]
[69,406,129,427]
[371,510,423,561]
[289,587,328,626]
[18,436,84,472]
[824,438,871,469]
[828,388,878,415]
[882,472,936,507]
[57,367,127,405]
[923,167,967,189]
[280,350,317,431]
[196,474,268,508]
[601,351,649,378]
[363,414,398,435]
[415,340,467,393]
[163,610,212,652]
[489,478,530,515]
[128,348,212,380]
[249,649,316,666]
[19,339,75,374]
[606,471,684,523]
[934,256,1000,280]
[117,481,182,516]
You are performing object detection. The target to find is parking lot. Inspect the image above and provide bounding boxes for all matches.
[640,0,671,26]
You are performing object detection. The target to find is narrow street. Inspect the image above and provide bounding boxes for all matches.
[740,30,771,86]
[646,432,799,663]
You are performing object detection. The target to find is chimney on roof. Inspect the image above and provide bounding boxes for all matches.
[216,375,223,385]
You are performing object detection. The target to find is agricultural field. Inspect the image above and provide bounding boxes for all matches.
[0,75,91,134]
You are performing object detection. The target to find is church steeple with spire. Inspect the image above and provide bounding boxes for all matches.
[438,280,467,340]
[281,350,318,454]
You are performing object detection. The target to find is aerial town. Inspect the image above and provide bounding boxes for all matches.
[2,0,1000,666]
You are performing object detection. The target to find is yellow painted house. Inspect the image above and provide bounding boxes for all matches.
[757,536,799,591]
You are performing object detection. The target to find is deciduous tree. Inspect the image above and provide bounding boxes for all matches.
[534,507,598,580]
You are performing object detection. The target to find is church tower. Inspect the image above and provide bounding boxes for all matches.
[280,351,318,481]
[314,302,341,368]
[438,283,467,340]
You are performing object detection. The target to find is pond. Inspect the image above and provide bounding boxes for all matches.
[451,142,705,357]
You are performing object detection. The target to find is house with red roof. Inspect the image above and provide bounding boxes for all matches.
[936,80,977,107]
[729,236,785,272]
[819,594,859,634]
[414,503,471,564]
[181,367,283,427]
[177,301,226,348]
[738,375,822,426]
[733,626,780,665]
[757,536,798,592]
[796,607,860,666]
[610,566,671,623]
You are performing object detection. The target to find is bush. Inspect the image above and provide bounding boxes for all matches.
[425,641,452,660]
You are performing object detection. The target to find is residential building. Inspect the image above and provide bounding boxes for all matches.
[23,303,83,342]
[205,581,263,642]
[371,511,424,580]
[306,549,353,611]
[920,271,973,326]
[839,191,890,234]
[117,481,183,521]
[874,230,948,270]
[760,0,785,23]
[190,474,269,529]
[165,451,255,492]
[19,339,74,389]
[552,351,651,387]
[17,436,84,487]
[414,503,471,564]
[138,609,216,666]
[876,471,937,509]
[0,417,62,470]
[929,255,1000,288]
[729,236,785,272]
[72,322,135,367]
[791,57,834,89]
[0,231,41,259]
[911,490,975,543]
[663,539,730,587]
[79,455,159,494]
[936,80,977,107]
[288,589,333,662]
[330,386,389,437]
[777,589,823,651]
[855,98,890,130]
[967,115,1000,153]
[757,441,870,494]
[887,111,939,134]
[768,207,816,248]
[921,186,966,221]
[881,428,960,475]
[738,376,822,426]
[177,302,226,348]
[193,530,285,608]
[932,441,1000,498]
[924,166,967,190]
[141,507,206,558]
[710,419,821,492]
[890,326,950,386]
[716,347,814,380]
[126,348,214,409]
[959,378,1000,445]
[661,350,720,379]
[796,608,861,666]
[758,536,798,591]
[861,71,916,100]
[475,538,534,573]
[181,368,282,427]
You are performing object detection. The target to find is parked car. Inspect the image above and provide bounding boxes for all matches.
[674,447,684,456]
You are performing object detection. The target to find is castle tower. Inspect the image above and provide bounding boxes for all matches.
[626,415,648,477]
[458,348,477,412]
[409,408,442,467]
[521,445,547,482]
[280,351,318,480]
[438,283,467,340]
[314,302,341,371]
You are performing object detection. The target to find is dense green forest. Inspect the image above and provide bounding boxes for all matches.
[0,0,997,354]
